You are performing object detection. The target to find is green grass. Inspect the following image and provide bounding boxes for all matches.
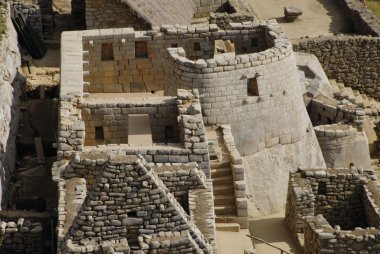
[0,3,5,39]
[367,0,380,18]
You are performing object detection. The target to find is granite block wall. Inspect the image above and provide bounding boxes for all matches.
[61,155,212,253]
[0,219,43,254]
[85,0,149,30]
[293,36,380,100]
[80,97,180,145]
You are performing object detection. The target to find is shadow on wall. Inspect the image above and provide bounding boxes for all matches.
[0,71,24,209]
[317,0,355,34]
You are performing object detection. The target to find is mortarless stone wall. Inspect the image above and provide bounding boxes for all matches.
[293,36,380,100]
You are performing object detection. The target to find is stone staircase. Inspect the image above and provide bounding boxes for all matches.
[329,79,380,116]
[207,128,241,232]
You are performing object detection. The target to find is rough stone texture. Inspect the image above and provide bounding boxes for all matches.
[0,4,23,209]
[0,218,43,253]
[293,36,380,100]
[60,155,213,253]
[304,215,380,254]
[285,167,380,252]
[193,0,228,18]
[85,0,195,29]
[85,0,149,30]
[294,52,333,100]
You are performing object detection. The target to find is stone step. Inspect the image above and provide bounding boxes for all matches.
[329,79,341,97]
[211,167,232,177]
[215,223,240,232]
[213,185,234,195]
[211,161,231,169]
[214,205,237,216]
[214,194,235,206]
[337,82,345,89]
[215,216,248,229]
[342,87,356,102]
[212,175,233,185]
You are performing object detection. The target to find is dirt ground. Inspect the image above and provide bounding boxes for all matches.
[250,211,301,254]
[247,0,352,40]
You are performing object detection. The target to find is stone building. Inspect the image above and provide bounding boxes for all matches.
[285,167,380,253]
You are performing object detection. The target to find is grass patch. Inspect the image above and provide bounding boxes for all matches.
[0,3,5,39]
[367,0,380,18]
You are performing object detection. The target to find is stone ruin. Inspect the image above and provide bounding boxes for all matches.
[285,167,380,253]
[1,0,380,252]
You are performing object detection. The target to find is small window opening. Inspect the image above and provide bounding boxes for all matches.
[194,42,201,51]
[327,117,332,124]
[127,211,138,217]
[318,114,322,122]
[251,38,259,47]
[135,41,148,58]
[247,78,259,96]
[151,90,155,94]
[101,43,114,61]
[318,182,327,195]
[172,43,178,47]
[165,126,174,141]
[95,126,104,141]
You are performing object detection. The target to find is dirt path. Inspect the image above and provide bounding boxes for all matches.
[247,0,352,40]
[250,211,301,254]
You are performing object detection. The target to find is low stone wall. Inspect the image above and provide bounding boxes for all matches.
[0,218,43,253]
[293,36,380,100]
[362,183,380,228]
[337,0,380,36]
[220,125,248,218]
[80,97,180,145]
[0,3,23,209]
[310,95,365,130]
[314,124,371,169]
[304,214,380,254]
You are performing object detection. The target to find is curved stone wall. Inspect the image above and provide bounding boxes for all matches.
[314,124,371,169]
[165,20,309,155]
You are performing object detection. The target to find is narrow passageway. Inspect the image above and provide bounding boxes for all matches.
[250,211,301,254]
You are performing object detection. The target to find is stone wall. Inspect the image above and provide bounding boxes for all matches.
[303,214,380,254]
[80,97,180,145]
[293,36,380,100]
[193,0,229,18]
[165,21,308,156]
[309,95,365,130]
[0,218,43,253]
[286,168,369,233]
[314,124,371,170]
[336,0,380,36]
[220,125,247,218]
[0,4,23,209]
[85,0,149,30]
[61,155,212,253]
[11,0,43,38]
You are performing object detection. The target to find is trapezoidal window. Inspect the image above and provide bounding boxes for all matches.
[101,43,114,61]
[95,126,104,141]
[247,77,259,96]
[318,182,327,195]
[135,41,148,58]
